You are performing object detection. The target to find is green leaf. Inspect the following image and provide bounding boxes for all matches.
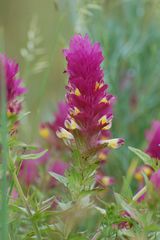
[114,193,143,225]
[21,149,48,160]
[49,171,68,187]
[94,206,106,215]
[17,142,38,150]
[72,149,81,161]
[79,188,104,198]
[121,176,133,200]
[128,146,153,166]
[18,111,31,121]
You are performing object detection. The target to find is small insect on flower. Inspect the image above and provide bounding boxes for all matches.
[57,34,124,155]
[0,54,27,116]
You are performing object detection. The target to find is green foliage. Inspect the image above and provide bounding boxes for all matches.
[129,146,153,166]
[21,149,48,160]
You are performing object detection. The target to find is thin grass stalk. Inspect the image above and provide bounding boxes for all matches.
[0,58,8,240]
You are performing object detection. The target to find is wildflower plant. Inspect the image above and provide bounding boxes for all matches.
[0,34,124,239]
[0,54,47,239]
[40,34,125,238]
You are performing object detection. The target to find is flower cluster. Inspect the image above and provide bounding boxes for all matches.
[0,54,27,115]
[57,34,124,155]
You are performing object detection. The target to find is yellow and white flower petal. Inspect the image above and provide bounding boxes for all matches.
[95,81,103,91]
[56,127,74,140]
[99,97,109,104]
[99,138,123,149]
[74,88,81,96]
[103,121,112,130]
[98,152,107,161]
[70,107,80,116]
[65,118,80,130]
[98,115,112,130]
[99,115,107,125]
[101,176,111,186]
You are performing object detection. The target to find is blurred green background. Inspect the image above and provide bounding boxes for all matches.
[1,0,160,176]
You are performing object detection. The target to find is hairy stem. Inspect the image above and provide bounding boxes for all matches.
[12,170,42,240]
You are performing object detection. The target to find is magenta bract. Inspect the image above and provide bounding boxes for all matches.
[57,34,124,152]
[0,54,27,115]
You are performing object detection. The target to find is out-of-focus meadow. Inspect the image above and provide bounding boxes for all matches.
[1,0,160,176]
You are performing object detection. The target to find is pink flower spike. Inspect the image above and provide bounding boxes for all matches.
[0,54,27,115]
[57,34,124,154]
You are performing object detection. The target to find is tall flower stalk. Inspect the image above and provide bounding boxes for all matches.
[0,54,42,239]
[56,34,124,203]
[0,55,8,240]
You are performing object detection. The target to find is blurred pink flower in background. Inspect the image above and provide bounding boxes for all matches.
[48,160,69,187]
[40,101,69,151]
[118,211,131,229]
[19,149,49,186]
[150,169,160,191]
[134,164,154,203]
[11,188,18,200]
[47,102,69,132]
[0,54,27,115]
[96,171,115,188]
[145,121,160,160]
[134,165,153,183]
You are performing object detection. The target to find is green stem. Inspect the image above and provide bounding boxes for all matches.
[12,170,42,240]
[132,186,147,202]
[0,60,8,240]
[91,230,101,240]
